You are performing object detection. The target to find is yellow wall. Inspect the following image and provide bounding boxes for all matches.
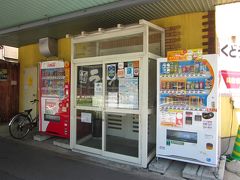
[152,12,239,137]
[151,12,206,50]
[18,12,237,137]
[18,38,71,111]
[221,96,240,137]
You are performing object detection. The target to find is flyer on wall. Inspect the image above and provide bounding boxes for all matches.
[119,78,138,109]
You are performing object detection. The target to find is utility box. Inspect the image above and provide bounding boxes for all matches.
[0,45,18,61]
[39,37,58,57]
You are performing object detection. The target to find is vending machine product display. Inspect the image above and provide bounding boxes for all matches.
[156,50,219,167]
[39,60,70,138]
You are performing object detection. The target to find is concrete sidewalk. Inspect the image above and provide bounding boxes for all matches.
[0,136,165,180]
[0,123,238,180]
[0,123,168,180]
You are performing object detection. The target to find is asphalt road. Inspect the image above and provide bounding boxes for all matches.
[0,137,158,180]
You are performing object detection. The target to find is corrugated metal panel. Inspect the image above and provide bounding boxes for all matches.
[0,0,119,30]
[97,0,215,26]
[0,0,216,46]
[0,0,215,31]
[215,0,239,5]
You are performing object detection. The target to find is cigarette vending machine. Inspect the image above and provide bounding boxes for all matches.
[157,50,219,167]
[39,60,70,138]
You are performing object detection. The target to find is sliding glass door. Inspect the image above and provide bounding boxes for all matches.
[74,58,141,163]
[75,64,103,152]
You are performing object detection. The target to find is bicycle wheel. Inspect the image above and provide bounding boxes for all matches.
[9,114,31,139]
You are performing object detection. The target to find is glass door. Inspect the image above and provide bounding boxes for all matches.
[103,60,140,160]
[74,59,141,163]
[75,63,103,152]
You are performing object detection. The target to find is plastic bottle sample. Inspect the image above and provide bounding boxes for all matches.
[166,82,170,89]
[162,63,166,74]
[166,63,170,74]
[190,81,195,89]
[186,81,190,89]
[170,63,174,74]
[194,62,200,74]
[190,65,194,73]
[195,81,199,89]
[199,81,204,89]
[174,63,178,73]
[178,65,182,74]
[162,82,166,89]
[178,82,181,90]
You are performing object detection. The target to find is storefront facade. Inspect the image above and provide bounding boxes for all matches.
[70,20,164,167]
[8,1,239,168]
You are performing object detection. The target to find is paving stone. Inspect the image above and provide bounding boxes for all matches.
[226,160,240,174]
[148,158,172,174]
[197,166,204,178]
[198,156,226,180]
[33,134,51,141]
[182,163,199,179]
[224,169,240,180]
[53,138,70,149]
[164,161,186,180]
[201,166,218,180]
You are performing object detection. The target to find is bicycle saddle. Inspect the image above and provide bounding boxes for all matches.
[24,109,32,114]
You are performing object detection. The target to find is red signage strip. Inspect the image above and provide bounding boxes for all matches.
[221,70,240,89]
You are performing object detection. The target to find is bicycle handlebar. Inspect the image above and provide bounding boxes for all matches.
[30,99,39,104]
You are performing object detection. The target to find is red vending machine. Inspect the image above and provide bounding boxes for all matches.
[39,60,70,138]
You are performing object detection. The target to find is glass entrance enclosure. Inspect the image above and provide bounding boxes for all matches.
[70,20,165,167]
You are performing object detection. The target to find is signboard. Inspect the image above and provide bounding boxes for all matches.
[0,69,7,80]
[81,112,92,123]
[107,64,116,80]
[216,3,240,96]
[167,49,202,61]
[221,70,240,89]
[0,45,18,61]
[41,60,64,69]
[45,99,59,115]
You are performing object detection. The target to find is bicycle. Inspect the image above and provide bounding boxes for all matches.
[9,99,39,139]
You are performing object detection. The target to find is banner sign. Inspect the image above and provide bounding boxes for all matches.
[216,3,240,96]
[221,70,240,89]
[167,49,202,61]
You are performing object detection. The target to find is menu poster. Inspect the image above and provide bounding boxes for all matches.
[93,82,103,107]
[78,65,102,85]
[133,61,139,77]
[77,67,90,95]
[107,79,119,92]
[160,111,176,126]
[160,110,183,127]
[128,62,133,67]
[117,69,125,78]
[94,82,102,96]
[107,64,116,80]
[77,65,102,96]
[107,92,118,108]
[81,112,92,123]
[125,67,134,78]
[78,70,88,84]
[45,99,59,115]
[134,68,139,77]
[133,61,139,68]
[118,62,124,69]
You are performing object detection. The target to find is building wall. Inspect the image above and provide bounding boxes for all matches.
[18,12,236,137]
[18,38,71,111]
[220,96,239,137]
[151,12,205,50]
